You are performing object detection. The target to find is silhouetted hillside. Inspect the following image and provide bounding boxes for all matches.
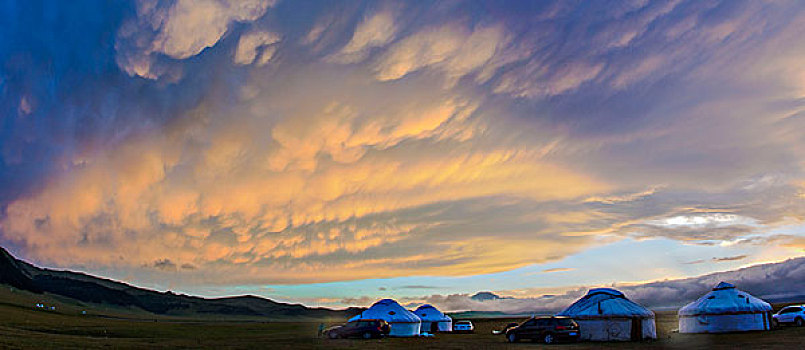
[0,247,41,293]
[0,247,360,320]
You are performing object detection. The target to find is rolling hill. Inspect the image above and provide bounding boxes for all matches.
[0,246,360,320]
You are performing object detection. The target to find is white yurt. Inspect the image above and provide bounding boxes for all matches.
[557,288,656,341]
[414,304,452,333]
[678,282,772,333]
[349,299,421,337]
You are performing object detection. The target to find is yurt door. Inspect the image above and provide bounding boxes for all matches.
[630,317,642,341]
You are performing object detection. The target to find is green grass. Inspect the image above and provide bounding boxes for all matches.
[1,288,804,349]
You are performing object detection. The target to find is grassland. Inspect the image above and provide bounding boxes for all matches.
[1,288,803,349]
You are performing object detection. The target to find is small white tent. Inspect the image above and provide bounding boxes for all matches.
[678,282,772,333]
[414,304,452,333]
[557,288,656,341]
[349,299,421,337]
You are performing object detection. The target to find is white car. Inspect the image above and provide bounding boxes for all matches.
[772,305,805,327]
[453,320,474,333]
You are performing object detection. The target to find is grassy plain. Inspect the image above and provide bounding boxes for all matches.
[1,288,803,349]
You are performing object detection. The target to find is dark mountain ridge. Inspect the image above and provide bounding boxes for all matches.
[0,247,360,320]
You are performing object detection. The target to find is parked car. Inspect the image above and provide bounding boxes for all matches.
[772,305,805,327]
[324,319,390,339]
[502,316,580,344]
[453,320,474,333]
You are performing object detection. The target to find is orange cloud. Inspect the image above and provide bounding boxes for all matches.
[0,62,614,284]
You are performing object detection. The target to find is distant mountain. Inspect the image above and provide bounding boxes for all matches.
[0,247,360,320]
[471,291,507,301]
[424,256,805,314]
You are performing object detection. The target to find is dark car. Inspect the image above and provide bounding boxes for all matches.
[324,319,391,339]
[503,316,580,344]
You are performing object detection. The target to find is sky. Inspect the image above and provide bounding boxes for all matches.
[1,0,804,310]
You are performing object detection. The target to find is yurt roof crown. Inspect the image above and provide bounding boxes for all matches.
[558,288,654,318]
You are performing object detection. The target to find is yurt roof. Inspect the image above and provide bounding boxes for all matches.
[414,304,452,322]
[557,288,654,318]
[349,299,421,323]
[678,282,771,316]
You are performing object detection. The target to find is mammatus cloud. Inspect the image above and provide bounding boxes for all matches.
[372,23,506,84]
[116,0,274,79]
[327,9,398,64]
[0,55,609,283]
[1,1,805,290]
[234,30,280,66]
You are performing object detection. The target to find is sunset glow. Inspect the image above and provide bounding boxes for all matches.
[1,0,804,309]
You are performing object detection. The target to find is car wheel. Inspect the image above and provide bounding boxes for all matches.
[543,333,555,344]
[363,332,373,339]
[772,319,779,328]
[796,318,804,327]
[507,333,518,343]
[328,332,339,339]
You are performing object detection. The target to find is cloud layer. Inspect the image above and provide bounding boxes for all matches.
[116,0,275,79]
[411,257,805,313]
[1,0,804,290]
